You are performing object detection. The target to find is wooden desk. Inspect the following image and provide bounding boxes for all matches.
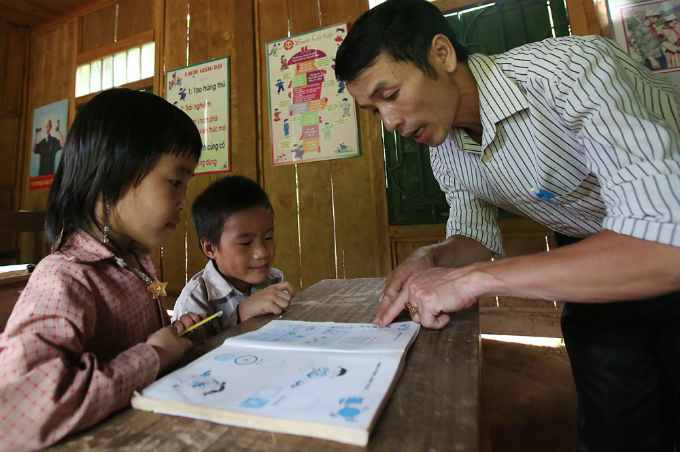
[48,278,483,451]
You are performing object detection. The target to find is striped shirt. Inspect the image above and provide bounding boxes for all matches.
[430,35,680,257]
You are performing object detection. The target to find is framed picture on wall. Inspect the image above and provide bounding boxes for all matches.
[166,56,231,174]
[266,23,360,166]
[28,98,68,191]
[609,0,680,91]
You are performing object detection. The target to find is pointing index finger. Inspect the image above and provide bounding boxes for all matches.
[378,289,411,327]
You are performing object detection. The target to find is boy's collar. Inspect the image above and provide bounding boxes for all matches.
[204,259,242,300]
[203,259,283,301]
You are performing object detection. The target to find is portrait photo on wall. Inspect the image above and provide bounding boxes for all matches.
[29,99,68,191]
[610,0,680,91]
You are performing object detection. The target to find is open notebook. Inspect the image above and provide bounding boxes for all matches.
[132,320,419,446]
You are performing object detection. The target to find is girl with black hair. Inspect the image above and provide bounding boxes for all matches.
[0,88,207,451]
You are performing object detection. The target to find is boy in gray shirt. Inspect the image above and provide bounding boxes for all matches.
[172,176,294,336]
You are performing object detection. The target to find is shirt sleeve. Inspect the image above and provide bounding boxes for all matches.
[547,36,680,246]
[171,280,219,336]
[430,143,505,257]
[0,262,160,451]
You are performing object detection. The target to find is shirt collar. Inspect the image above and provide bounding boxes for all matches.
[58,230,153,272]
[467,53,529,148]
[58,230,117,263]
[203,259,238,300]
[203,260,284,301]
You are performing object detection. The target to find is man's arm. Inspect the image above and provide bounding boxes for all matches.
[376,230,680,328]
[33,130,41,155]
[378,234,492,307]
[477,230,680,302]
[56,120,64,146]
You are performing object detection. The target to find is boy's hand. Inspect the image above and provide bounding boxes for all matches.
[146,325,193,375]
[172,312,206,344]
[238,281,295,322]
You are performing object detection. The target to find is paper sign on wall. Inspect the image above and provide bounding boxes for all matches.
[609,0,680,92]
[167,56,230,174]
[266,23,360,166]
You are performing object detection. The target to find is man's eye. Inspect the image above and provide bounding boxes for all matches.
[264,236,274,241]
[238,242,252,246]
[170,180,181,187]
[386,91,398,100]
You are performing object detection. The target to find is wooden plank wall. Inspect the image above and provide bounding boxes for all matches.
[15,0,391,308]
[256,0,391,296]
[0,19,28,264]
[14,0,606,327]
[20,19,77,263]
[20,0,157,264]
[162,0,261,306]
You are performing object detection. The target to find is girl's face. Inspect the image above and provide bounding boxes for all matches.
[109,153,196,248]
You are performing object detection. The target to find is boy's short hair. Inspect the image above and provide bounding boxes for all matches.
[192,175,273,249]
[335,0,468,83]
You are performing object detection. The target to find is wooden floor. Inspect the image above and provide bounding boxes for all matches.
[482,339,578,452]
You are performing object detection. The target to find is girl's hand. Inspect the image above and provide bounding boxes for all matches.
[172,312,206,344]
[238,281,295,322]
[146,325,193,375]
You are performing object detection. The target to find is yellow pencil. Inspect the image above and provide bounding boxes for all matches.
[176,311,223,337]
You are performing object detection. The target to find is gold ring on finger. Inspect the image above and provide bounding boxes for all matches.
[405,302,418,318]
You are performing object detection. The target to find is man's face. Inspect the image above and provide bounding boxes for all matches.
[45,120,52,135]
[347,52,459,147]
[650,15,660,25]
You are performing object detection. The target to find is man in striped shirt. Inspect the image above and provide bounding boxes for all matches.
[336,0,680,450]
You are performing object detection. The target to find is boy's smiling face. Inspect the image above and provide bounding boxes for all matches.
[201,206,276,293]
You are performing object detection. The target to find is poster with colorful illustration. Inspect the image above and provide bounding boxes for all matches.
[609,0,680,92]
[266,23,360,166]
[29,99,68,191]
[166,56,230,174]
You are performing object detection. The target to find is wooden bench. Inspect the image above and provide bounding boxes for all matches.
[0,211,46,264]
[0,273,30,332]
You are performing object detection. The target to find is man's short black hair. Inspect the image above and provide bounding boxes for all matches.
[335,0,468,83]
[192,175,273,250]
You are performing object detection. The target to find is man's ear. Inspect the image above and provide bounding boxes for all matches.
[430,34,458,74]
[201,238,217,259]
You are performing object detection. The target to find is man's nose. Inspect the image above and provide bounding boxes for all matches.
[381,112,402,133]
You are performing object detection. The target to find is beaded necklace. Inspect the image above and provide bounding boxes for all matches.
[103,233,167,299]
[98,208,168,299]
[113,256,168,299]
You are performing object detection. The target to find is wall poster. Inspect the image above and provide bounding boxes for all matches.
[166,56,230,174]
[29,99,68,191]
[266,23,360,166]
[609,0,680,91]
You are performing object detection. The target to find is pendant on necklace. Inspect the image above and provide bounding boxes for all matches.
[147,279,168,299]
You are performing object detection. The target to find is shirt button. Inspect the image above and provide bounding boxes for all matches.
[482,154,492,163]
